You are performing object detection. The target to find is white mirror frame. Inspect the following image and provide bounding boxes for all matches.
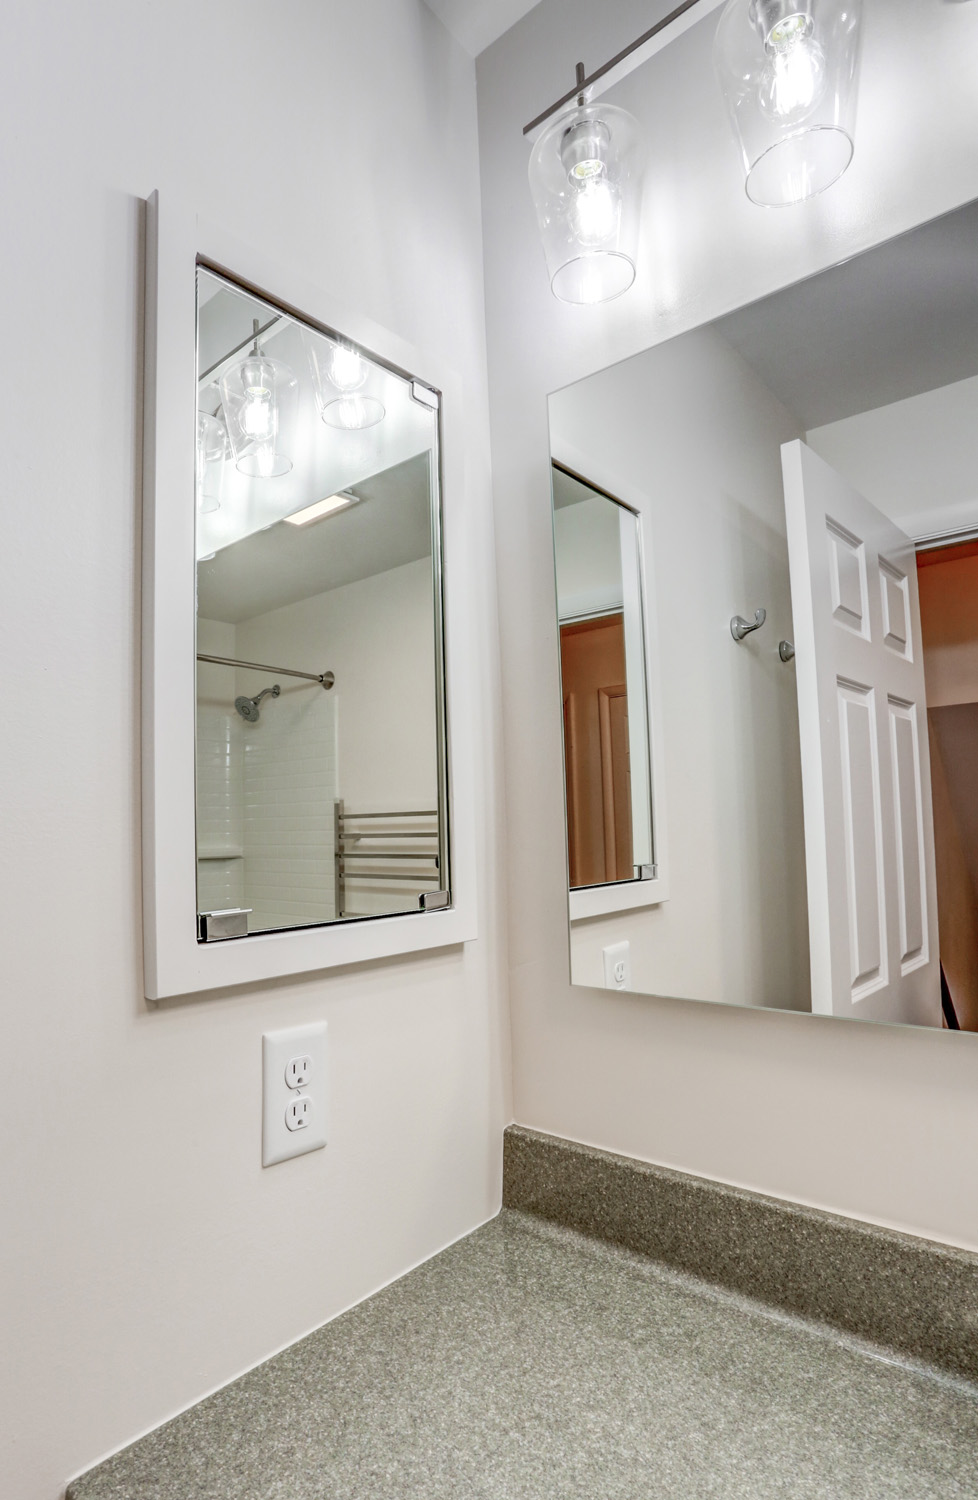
[142,191,478,1000]
[554,437,670,922]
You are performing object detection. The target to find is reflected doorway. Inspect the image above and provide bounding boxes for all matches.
[917,537,978,1030]
[560,613,633,886]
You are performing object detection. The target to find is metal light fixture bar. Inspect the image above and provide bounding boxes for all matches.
[522,0,726,137]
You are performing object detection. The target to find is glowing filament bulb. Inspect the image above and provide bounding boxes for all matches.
[759,16,826,124]
[327,342,366,392]
[237,352,275,440]
[573,178,620,247]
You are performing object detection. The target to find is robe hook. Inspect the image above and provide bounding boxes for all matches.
[730,608,766,642]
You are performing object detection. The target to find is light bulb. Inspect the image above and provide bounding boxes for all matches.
[238,355,275,440]
[327,342,366,393]
[758,17,826,124]
[572,178,621,247]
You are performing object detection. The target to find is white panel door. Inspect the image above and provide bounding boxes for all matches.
[782,440,941,1026]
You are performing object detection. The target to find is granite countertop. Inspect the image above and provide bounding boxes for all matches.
[68,1209,978,1500]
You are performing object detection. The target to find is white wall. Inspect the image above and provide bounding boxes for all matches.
[553,495,624,617]
[0,5,508,1498]
[477,0,978,1252]
[807,373,978,540]
[551,328,809,1008]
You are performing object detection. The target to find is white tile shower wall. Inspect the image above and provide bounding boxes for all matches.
[240,683,337,931]
[195,704,245,914]
[195,621,245,917]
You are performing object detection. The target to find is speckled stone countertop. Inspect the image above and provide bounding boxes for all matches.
[68,1209,978,1500]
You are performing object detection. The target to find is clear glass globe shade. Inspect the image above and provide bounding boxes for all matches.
[195,411,226,514]
[713,0,862,208]
[528,101,645,306]
[219,349,297,478]
[322,395,386,430]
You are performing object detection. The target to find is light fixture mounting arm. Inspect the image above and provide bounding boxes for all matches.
[523,0,715,137]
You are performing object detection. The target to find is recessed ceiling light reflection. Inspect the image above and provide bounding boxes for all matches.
[284,491,361,526]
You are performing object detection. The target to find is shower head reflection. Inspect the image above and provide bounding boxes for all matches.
[234,684,280,722]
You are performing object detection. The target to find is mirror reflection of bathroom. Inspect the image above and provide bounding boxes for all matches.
[551,465,653,889]
[195,268,448,940]
[550,197,978,1031]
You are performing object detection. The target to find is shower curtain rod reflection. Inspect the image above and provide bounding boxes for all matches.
[197,653,335,689]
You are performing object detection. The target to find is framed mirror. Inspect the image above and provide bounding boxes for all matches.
[142,194,477,999]
[194,267,448,941]
[551,462,667,921]
[550,196,978,1032]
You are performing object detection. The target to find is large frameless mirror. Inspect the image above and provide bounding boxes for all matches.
[550,196,978,1032]
[194,267,448,942]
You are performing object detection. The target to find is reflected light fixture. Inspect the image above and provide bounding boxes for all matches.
[528,69,645,305]
[306,334,385,431]
[195,410,227,514]
[714,0,862,206]
[219,321,299,477]
[284,491,361,526]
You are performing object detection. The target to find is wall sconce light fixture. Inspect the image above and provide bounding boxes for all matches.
[219,321,298,477]
[306,335,386,430]
[528,73,646,305]
[523,0,862,302]
[713,0,862,206]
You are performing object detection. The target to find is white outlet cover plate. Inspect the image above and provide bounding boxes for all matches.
[602,940,631,991]
[262,1022,327,1166]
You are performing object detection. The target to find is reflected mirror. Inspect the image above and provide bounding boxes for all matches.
[550,197,978,1032]
[195,267,448,941]
[552,465,654,891]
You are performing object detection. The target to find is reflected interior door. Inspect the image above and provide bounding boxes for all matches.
[782,439,941,1026]
[560,613,633,886]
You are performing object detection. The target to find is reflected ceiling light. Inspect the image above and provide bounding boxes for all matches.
[528,85,646,305]
[306,334,385,431]
[714,0,862,206]
[195,411,226,514]
[219,320,299,478]
[284,491,361,526]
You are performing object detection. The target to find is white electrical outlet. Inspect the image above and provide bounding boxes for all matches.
[262,1023,327,1166]
[602,941,631,991]
[285,1095,313,1132]
[285,1055,313,1090]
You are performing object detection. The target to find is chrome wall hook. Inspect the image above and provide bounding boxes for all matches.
[730,607,766,642]
[779,640,795,662]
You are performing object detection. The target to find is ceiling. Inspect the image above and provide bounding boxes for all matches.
[714,198,978,430]
[423,0,539,55]
[552,467,599,511]
[197,454,433,623]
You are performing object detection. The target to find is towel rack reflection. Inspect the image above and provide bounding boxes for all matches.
[335,803,443,917]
